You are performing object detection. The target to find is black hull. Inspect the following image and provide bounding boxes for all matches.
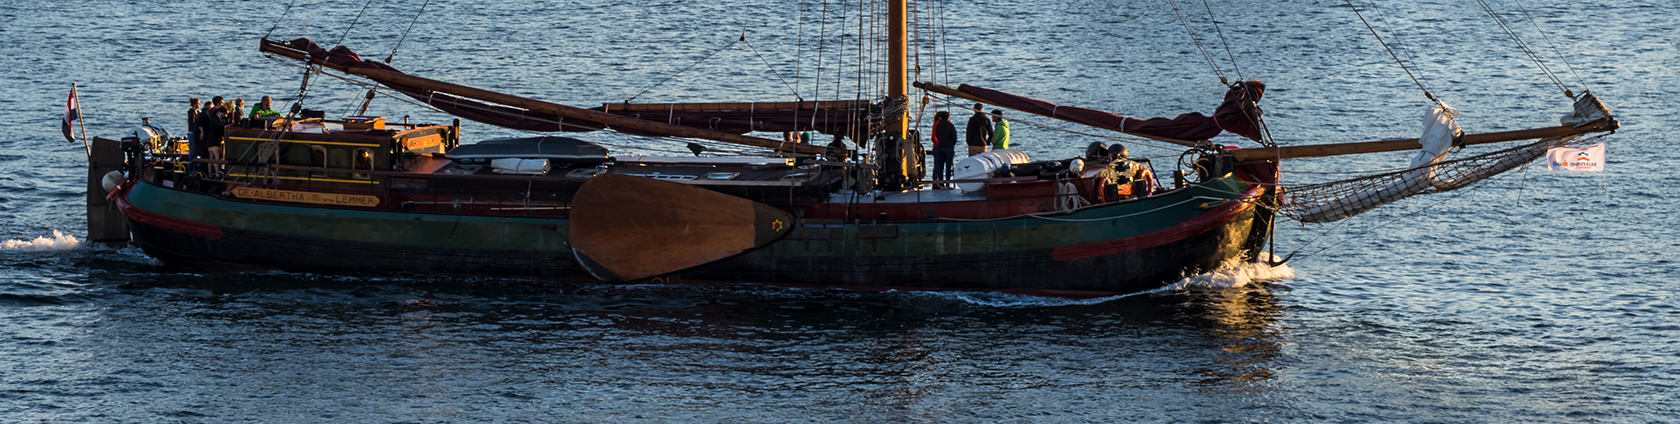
[128,208,1261,294]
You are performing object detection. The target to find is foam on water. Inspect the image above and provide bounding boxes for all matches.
[912,254,1297,308]
[1161,253,1296,291]
[1,230,81,251]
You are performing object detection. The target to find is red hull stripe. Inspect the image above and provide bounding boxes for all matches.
[115,185,225,239]
[1050,186,1262,262]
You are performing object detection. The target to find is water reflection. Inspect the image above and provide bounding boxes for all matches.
[77,266,1294,421]
[1179,284,1289,395]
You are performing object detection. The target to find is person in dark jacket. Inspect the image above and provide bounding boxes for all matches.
[196,97,227,175]
[186,98,200,157]
[930,111,958,187]
[964,102,991,156]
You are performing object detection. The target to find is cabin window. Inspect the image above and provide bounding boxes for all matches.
[309,146,328,177]
[352,148,373,179]
[283,145,311,166]
[226,141,251,162]
[328,148,350,169]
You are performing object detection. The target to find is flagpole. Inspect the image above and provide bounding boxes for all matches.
[73,83,91,157]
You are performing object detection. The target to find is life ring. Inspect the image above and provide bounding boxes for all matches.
[1132,168,1156,198]
[1089,176,1110,204]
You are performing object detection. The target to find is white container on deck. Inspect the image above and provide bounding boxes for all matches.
[953,149,1031,192]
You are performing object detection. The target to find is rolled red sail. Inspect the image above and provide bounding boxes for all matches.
[952,81,1266,143]
[275,38,866,137]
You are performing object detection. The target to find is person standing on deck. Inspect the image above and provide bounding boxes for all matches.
[196,97,227,175]
[990,109,1010,150]
[231,98,246,127]
[186,98,200,157]
[930,111,957,188]
[964,102,991,156]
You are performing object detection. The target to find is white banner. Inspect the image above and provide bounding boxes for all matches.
[1546,143,1606,172]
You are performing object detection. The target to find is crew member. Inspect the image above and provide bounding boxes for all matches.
[989,109,1010,150]
[964,102,991,156]
[193,97,226,174]
[248,95,282,126]
[186,98,200,156]
[231,98,246,127]
[194,97,226,174]
[930,111,957,187]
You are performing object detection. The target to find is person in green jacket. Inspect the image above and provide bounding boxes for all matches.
[989,109,1010,150]
[248,95,282,120]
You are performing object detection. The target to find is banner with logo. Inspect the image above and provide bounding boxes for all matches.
[1546,143,1606,172]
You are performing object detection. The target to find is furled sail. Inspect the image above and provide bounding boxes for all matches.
[261,38,851,155]
[1279,93,1615,223]
[917,81,1266,145]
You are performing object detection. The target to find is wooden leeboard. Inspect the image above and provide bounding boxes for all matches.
[568,174,794,282]
[231,187,380,207]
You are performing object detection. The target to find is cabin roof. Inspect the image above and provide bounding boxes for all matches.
[442,136,609,161]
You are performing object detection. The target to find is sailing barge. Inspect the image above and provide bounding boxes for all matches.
[85,1,1618,295]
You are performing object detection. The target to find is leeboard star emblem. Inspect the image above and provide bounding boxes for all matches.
[771,219,785,232]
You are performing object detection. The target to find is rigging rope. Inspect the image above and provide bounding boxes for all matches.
[1473,0,1571,97]
[1506,0,1589,91]
[334,0,378,48]
[796,0,805,97]
[1342,0,1435,102]
[741,31,805,101]
[264,0,300,40]
[624,35,740,103]
[1166,0,1229,84]
[385,0,432,63]
[1198,0,1244,82]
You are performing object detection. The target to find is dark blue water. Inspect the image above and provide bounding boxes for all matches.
[3,0,1677,422]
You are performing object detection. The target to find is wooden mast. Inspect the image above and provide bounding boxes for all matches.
[888,0,907,140]
[260,39,836,156]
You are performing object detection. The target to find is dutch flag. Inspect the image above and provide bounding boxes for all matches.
[62,87,79,143]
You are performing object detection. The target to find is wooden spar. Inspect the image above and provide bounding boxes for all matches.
[611,100,869,112]
[1229,118,1618,161]
[259,39,836,156]
[915,81,1201,148]
[918,81,1619,161]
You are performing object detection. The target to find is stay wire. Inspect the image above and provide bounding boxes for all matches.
[1364,1,1426,85]
[625,35,739,103]
[741,32,805,101]
[1343,0,1434,102]
[334,0,377,47]
[1166,0,1228,84]
[1198,0,1243,82]
[796,0,805,97]
[385,0,432,63]
[1506,0,1589,91]
[1475,0,1571,96]
[264,0,300,40]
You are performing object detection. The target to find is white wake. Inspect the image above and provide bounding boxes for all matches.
[1,230,82,251]
[1162,253,1297,291]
